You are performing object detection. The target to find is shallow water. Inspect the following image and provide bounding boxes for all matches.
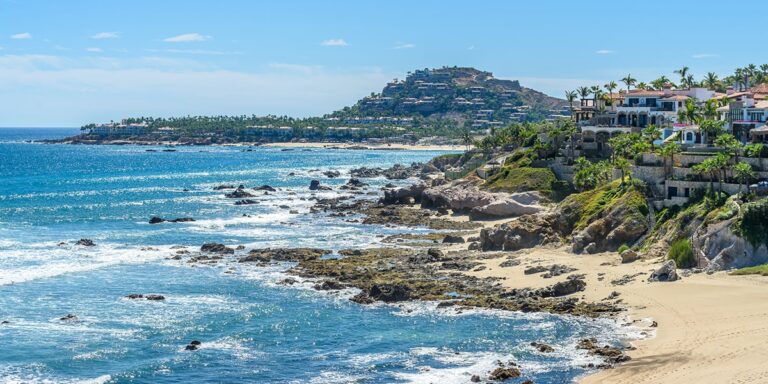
[0,128,635,383]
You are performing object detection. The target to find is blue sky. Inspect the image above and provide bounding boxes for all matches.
[1,0,767,126]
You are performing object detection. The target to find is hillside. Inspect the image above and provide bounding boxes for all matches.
[62,66,567,144]
[336,66,567,129]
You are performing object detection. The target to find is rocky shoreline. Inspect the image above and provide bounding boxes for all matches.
[148,155,639,380]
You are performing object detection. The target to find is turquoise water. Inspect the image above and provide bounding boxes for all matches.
[0,128,632,383]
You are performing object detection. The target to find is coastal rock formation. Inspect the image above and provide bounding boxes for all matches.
[309,180,332,191]
[148,216,195,224]
[693,214,768,271]
[322,170,341,178]
[422,178,496,211]
[185,340,202,351]
[442,234,466,244]
[649,260,679,282]
[239,248,331,263]
[126,294,165,301]
[421,178,545,219]
[382,183,427,204]
[213,184,236,190]
[225,186,255,198]
[254,185,276,192]
[350,162,437,180]
[469,192,545,219]
[480,214,560,251]
[234,199,259,205]
[75,239,95,247]
[200,243,235,254]
[620,249,639,263]
[576,338,631,366]
[488,364,521,381]
[290,247,618,317]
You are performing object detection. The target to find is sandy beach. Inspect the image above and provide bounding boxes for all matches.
[262,142,467,151]
[460,245,768,384]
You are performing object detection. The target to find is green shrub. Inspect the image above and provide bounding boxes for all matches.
[735,199,768,246]
[617,244,630,254]
[668,238,695,268]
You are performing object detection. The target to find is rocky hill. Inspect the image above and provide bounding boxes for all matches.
[336,66,567,127]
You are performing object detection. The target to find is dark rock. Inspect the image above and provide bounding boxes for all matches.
[442,235,465,244]
[145,294,165,301]
[225,186,255,199]
[489,366,521,381]
[548,277,586,297]
[200,243,235,254]
[314,280,344,290]
[427,248,444,260]
[576,338,631,365]
[75,239,95,247]
[323,170,341,178]
[126,294,144,299]
[471,375,481,383]
[649,260,679,282]
[169,217,194,223]
[239,248,331,263]
[530,342,554,353]
[185,340,202,351]
[149,216,165,224]
[368,284,410,302]
[277,278,299,285]
[60,314,78,321]
[254,185,276,192]
[213,184,236,190]
[309,180,332,191]
[234,199,259,205]
[350,292,375,304]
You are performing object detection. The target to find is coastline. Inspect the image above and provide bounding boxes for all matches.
[461,245,768,383]
[262,142,467,151]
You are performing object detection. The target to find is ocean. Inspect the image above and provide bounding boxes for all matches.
[0,128,634,383]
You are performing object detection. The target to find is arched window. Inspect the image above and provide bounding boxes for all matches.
[686,132,693,141]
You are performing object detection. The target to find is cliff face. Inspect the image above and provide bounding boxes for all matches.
[480,180,651,253]
[694,217,768,270]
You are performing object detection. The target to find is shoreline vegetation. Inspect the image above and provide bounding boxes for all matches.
[43,64,768,382]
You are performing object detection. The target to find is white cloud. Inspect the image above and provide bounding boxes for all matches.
[91,32,119,39]
[393,43,415,49]
[163,33,211,43]
[0,54,393,126]
[467,45,475,50]
[595,49,614,55]
[320,38,348,46]
[11,32,32,39]
[692,53,718,59]
[85,47,102,53]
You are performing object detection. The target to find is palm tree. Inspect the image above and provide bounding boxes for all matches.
[577,86,591,106]
[678,98,701,125]
[745,143,765,159]
[704,72,719,90]
[636,82,648,90]
[658,142,682,179]
[734,162,756,194]
[651,76,672,90]
[674,66,690,86]
[684,74,696,89]
[700,119,725,144]
[693,157,719,192]
[621,74,637,93]
[591,85,603,111]
[614,157,631,186]
[565,90,578,117]
[642,125,661,151]
[604,81,617,102]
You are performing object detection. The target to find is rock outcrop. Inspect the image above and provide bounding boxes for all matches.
[239,248,331,263]
[649,260,679,282]
[480,214,560,251]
